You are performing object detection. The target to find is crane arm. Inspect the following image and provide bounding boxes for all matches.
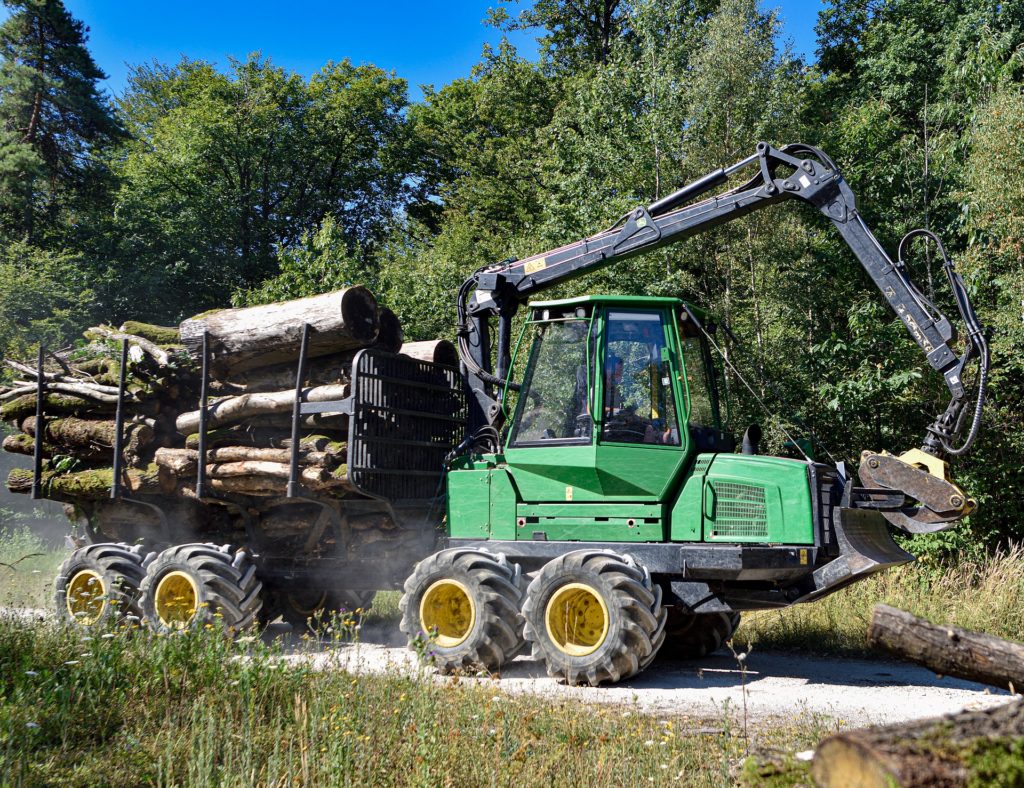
[457,142,988,532]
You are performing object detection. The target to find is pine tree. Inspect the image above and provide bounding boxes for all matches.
[0,0,120,239]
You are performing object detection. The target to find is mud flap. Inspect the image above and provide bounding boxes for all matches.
[793,506,914,604]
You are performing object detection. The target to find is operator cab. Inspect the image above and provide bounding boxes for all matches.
[506,295,731,466]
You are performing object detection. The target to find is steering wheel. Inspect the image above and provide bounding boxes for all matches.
[603,425,648,441]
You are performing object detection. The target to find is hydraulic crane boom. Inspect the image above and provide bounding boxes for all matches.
[456,141,989,533]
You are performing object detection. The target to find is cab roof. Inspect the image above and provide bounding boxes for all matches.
[527,294,710,320]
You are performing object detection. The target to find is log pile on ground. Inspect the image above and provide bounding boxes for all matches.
[811,605,1024,787]
[2,287,458,554]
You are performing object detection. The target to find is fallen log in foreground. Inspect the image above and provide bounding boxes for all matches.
[868,603,1024,692]
[813,698,1023,787]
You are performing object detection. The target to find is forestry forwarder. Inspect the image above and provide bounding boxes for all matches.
[396,141,989,685]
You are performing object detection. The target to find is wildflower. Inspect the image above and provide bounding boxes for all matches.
[660,764,669,770]
[25,722,39,729]
[24,670,38,677]
[101,633,115,639]
[643,740,654,747]
[64,660,80,666]
[81,636,93,642]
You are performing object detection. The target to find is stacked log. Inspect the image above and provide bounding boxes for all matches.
[1,321,194,504]
[2,288,458,553]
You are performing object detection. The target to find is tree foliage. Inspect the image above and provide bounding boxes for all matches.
[0,0,120,240]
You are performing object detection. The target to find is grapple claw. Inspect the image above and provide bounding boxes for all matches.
[858,448,974,534]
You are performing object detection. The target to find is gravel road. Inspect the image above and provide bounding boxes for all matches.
[296,633,1012,728]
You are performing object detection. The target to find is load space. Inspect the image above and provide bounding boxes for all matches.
[2,288,464,634]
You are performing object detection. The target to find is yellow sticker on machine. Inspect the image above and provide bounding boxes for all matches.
[524,257,547,275]
[565,486,574,501]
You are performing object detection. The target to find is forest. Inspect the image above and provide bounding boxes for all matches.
[0,0,1021,553]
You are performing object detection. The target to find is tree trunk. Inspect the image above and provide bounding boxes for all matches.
[156,446,343,475]
[175,383,350,435]
[210,353,355,394]
[118,321,181,345]
[177,466,356,497]
[6,464,169,499]
[178,287,379,375]
[182,427,345,451]
[373,307,404,354]
[867,604,1024,692]
[21,415,153,461]
[1,392,117,423]
[399,339,459,367]
[812,699,1024,787]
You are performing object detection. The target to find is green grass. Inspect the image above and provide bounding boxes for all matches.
[735,544,1024,655]
[0,616,829,786]
[0,526,65,610]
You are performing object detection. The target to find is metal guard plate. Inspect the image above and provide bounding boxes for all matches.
[347,349,467,501]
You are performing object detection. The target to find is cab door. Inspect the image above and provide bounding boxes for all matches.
[593,307,690,504]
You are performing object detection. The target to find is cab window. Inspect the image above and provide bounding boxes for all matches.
[680,335,716,428]
[509,318,593,445]
[602,310,680,445]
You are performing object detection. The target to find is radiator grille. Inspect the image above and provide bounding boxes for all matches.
[710,481,768,538]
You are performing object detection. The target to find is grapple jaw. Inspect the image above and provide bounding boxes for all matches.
[857,448,976,534]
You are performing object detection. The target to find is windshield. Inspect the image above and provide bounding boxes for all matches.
[509,319,593,445]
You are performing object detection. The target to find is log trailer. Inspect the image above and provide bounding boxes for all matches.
[45,142,987,687]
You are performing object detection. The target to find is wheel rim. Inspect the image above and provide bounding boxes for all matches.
[154,571,199,629]
[287,589,330,617]
[66,569,107,625]
[420,579,475,648]
[546,582,609,657]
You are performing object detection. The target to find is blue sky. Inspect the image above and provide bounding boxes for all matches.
[50,1,824,101]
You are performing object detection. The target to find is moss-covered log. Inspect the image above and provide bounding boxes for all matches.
[21,416,153,461]
[6,464,169,499]
[119,321,181,345]
[812,699,1024,787]
[868,604,1024,692]
[1,392,115,423]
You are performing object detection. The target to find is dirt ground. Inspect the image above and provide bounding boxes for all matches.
[290,626,1012,728]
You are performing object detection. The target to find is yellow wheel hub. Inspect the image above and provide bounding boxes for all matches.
[154,571,199,629]
[546,582,609,657]
[287,589,329,617]
[420,579,475,648]
[66,569,107,625]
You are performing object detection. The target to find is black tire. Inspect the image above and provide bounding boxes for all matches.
[657,609,741,660]
[261,587,376,632]
[54,543,146,628]
[399,548,525,673]
[140,543,262,633]
[522,550,666,686]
